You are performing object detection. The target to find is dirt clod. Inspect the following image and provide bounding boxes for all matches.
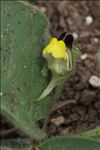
[80,90,96,106]
[50,116,65,127]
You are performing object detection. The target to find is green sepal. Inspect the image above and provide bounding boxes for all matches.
[36,76,56,101]
[71,47,79,67]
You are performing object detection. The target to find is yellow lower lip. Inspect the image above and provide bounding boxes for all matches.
[43,38,68,59]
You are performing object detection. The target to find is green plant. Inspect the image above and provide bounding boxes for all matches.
[1,1,100,150]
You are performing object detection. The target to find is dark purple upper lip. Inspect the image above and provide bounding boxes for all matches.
[58,32,67,41]
[58,32,73,50]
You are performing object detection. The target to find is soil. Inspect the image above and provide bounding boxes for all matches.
[1,0,100,141]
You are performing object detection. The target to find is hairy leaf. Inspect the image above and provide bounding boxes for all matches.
[1,1,54,140]
[39,136,100,150]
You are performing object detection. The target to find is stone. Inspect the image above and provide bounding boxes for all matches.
[85,16,93,25]
[89,75,100,88]
[50,116,65,127]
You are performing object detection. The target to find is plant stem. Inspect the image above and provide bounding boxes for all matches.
[76,127,100,138]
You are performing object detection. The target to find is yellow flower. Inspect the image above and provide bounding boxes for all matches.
[43,38,68,59]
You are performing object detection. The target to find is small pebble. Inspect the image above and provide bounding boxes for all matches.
[80,53,88,60]
[93,38,98,43]
[40,7,46,13]
[72,32,78,40]
[85,16,93,25]
[59,128,70,135]
[89,75,100,88]
[50,116,65,127]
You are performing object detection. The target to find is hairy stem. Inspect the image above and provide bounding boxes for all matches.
[77,127,100,138]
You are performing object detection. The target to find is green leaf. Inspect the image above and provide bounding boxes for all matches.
[1,146,32,150]
[72,48,79,67]
[77,127,100,138]
[1,1,54,140]
[39,136,100,150]
[1,147,13,150]
[1,138,32,150]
